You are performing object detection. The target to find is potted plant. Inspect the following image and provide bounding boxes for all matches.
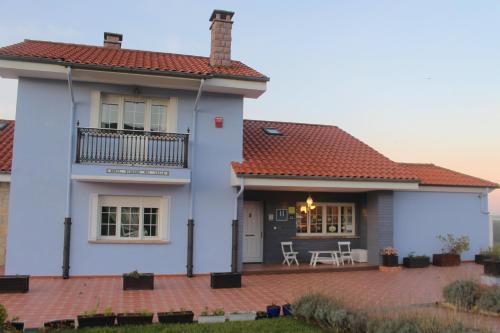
[44,319,75,330]
[228,311,256,321]
[123,271,154,290]
[483,245,500,277]
[210,272,241,289]
[282,303,292,316]
[403,252,430,268]
[266,303,281,318]
[256,311,268,320]
[117,310,153,326]
[77,307,116,328]
[0,275,29,293]
[197,308,226,324]
[157,309,194,324]
[433,234,470,266]
[475,248,494,264]
[380,247,399,267]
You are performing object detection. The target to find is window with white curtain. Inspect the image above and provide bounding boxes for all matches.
[295,203,355,236]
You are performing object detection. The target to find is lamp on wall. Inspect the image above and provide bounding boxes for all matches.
[304,194,316,211]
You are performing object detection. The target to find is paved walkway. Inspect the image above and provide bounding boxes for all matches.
[0,263,497,329]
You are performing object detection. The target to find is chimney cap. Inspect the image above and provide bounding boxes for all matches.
[104,32,123,41]
[209,9,234,22]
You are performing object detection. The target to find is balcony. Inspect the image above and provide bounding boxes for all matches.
[76,127,189,168]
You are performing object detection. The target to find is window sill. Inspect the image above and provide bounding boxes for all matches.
[292,235,360,240]
[89,239,170,245]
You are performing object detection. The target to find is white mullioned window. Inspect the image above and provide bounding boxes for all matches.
[93,195,168,241]
[98,94,175,132]
[295,202,355,236]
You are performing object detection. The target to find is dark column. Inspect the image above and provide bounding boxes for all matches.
[62,217,72,279]
[187,219,194,277]
[231,219,238,273]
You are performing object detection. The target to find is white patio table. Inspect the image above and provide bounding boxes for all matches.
[308,251,340,267]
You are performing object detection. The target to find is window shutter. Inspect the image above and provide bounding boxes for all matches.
[90,91,101,128]
[88,193,99,240]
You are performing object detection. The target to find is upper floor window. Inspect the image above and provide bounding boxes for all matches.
[295,202,355,236]
[99,94,172,132]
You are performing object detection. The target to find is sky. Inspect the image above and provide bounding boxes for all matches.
[0,0,499,213]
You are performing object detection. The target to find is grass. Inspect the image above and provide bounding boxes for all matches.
[56,317,321,333]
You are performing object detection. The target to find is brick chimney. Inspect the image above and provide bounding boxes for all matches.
[103,32,123,49]
[209,10,234,67]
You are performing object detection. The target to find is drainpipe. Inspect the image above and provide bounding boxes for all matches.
[187,78,205,277]
[231,178,244,273]
[62,66,76,279]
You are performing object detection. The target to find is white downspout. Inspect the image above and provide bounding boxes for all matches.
[233,178,244,220]
[188,78,205,220]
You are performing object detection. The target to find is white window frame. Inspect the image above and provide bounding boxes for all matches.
[295,202,356,237]
[90,92,178,133]
[89,194,170,242]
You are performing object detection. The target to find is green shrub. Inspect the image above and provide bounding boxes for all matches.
[443,280,480,310]
[437,234,470,255]
[0,304,7,324]
[367,315,485,333]
[292,293,367,333]
[477,287,500,313]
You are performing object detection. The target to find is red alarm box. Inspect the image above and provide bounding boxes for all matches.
[214,116,223,128]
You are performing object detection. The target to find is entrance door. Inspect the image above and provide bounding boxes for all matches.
[243,201,263,263]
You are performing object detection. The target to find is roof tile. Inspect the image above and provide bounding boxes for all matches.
[0,120,14,173]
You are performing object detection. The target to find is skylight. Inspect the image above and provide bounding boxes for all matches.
[263,127,282,136]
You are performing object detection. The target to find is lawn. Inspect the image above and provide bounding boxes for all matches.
[57,318,320,333]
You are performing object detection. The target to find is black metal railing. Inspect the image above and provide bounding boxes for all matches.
[76,127,189,168]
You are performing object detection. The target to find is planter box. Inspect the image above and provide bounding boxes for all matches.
[382,255,399,267]
[228,312,256,321]
[0,275,29,293]
[77,314,116,328]
[433,254,460,266]
[484,259,500,276]
[475,254,493,265]
[197,315,225,324]
[282,304,292,316]
[266,305,281,318]
[122,273,154,290]
[7,322,24,331]
[157,311,194,324]
[403,256,430,268]
[210,272,241,289]
[44,319,75,330]
[117,313,153,326]
[256,311,268,320]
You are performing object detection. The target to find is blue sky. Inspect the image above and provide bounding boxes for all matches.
[0,0,499,212]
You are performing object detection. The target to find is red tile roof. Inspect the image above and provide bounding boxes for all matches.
[233,120,418,182]
[233,120,498,188]
[400,163,498,188]
[0,40,268,81]
[0,120,14,173]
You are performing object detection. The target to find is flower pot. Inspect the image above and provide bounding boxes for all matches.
[266,305,281,318]
[44,319,75,330]
[0,275,29,293]
[197,315,226,324]
[210,272,241,289]
[475,254,493,264]
[433,254,460,266]
[483,259,500,276]
[122,273,154,290]
[256,311,268,320]
[403,256,430,268]
[228,312,256,321]
[382,255,399,267]
[77,314,116,328]
[117,313,153,326]
[157,311,194,324]
[282,304,292,316]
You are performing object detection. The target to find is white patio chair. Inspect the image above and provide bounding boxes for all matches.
[338,241,355,265]
[281,241,299,266]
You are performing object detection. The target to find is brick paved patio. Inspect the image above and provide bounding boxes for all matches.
[0,263,497,330]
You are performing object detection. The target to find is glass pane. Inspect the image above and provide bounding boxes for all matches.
[143,207,158,237]
[310,205,323,233]
[124,101,145,130]
[100,206,117,236]
[120,206,140,237]
[101,103,118,129]
[326,206,339,233]
[296,205,307,233]
[151,105,167,132]
[340,206,353,234]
